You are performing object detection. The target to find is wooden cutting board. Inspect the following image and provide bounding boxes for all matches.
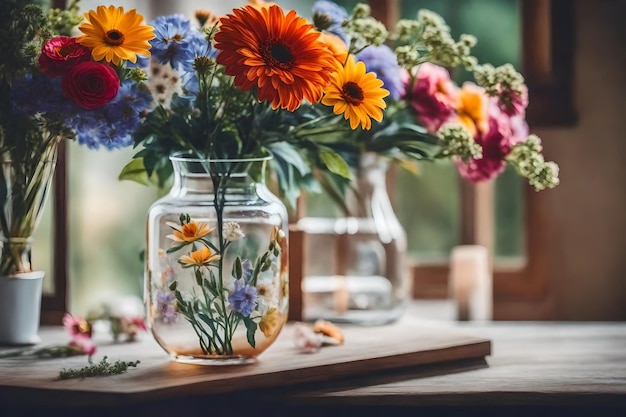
[0,320,490,407]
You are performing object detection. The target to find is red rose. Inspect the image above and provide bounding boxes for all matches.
[62,61,120,110]
[39,36,92,77]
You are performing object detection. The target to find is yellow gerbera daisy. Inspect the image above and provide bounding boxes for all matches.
[179,246,221,267]
[166,221,215,243]
[77,5,155,65]
[214,4,337,111]
[322,55,389,130]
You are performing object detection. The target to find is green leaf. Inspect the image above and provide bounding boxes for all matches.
[267,142,311,177]
[166,243,187,254]
[118,158,151,185]
[319,147,353,180]
[243,317,257,348]
[232,257,243,280]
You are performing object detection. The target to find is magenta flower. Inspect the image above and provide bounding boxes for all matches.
[456,99,529,182]
[39,36,92,77]
[406,63,459,133]
[499,84,529,117]
[68,334,97,356]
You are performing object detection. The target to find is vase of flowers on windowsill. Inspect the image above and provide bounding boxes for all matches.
[0,0,155,345]
[296,0,560,324]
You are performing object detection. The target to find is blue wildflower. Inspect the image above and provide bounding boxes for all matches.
[150,14,200,70]
[181,36,217,74]
[228,280,258,317]
[357,45,405,100]
[312,0,349,44]
[156,292,178,324]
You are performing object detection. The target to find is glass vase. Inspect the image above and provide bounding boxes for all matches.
[298,152,409,325]
[1,141,59,275]
[145,152,289,364]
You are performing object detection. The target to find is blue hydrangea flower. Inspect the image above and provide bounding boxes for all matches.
[68,82,151,150]
[11,75,73,116]
[105,82,153,131]
[312,0,349,44]
[228,280,258,317]
[357,45,405,100]
[149,14,200,70]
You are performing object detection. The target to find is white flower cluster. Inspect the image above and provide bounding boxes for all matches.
[473,63,525,98]
[436,122,483,163]
[344,3,389,51]
[393,10,477,69]
[506,135,560,191]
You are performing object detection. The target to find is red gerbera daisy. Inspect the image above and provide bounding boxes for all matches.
[214,4,336,111]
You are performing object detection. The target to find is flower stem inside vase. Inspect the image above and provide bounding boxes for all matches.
[0,237,34,275]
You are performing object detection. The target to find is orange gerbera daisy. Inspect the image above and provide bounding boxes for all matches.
[166,221,214,243]
[179,246,221,267]
[322,55,389,130]
[214,4,336,111]
[77,5,155,65]
[456,82,489,137]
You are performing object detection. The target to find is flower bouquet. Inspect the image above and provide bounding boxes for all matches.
[0,0,154,344]
[294,1,561,323]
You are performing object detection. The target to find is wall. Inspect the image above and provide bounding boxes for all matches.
[538,0,626,320]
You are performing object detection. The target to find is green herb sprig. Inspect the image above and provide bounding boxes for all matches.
[57,356,140,380]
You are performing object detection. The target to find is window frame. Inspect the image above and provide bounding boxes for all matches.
[390,0,576,319]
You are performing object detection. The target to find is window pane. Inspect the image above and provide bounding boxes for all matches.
[494,165,524,259]
[394,162,460,260]
[31,199,54,294]
[68,145,159,314]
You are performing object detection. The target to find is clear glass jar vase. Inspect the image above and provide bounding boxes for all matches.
[298,152,409,325]
[145,152,289,364]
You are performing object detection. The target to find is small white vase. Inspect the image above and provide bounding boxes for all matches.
[0,271,44,345]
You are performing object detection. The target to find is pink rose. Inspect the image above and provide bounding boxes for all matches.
[39,36,92,77]
[456,100,529,182]
[406,63,459,133]
[62,61,120,110]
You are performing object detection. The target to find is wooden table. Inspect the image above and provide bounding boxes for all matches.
[1,304,625,416]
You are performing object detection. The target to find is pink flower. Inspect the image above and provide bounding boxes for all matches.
[61,61,120,110]
[405,63,459,133]
[39,36,92,77]
[456,99,529,182]
[68,334,97,356]
[499,84,529,117]
[120,316,147,341]
[62,313,92,338]
[293,322,322,353]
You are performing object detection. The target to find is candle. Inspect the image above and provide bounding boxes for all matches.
[449,245,491,321]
